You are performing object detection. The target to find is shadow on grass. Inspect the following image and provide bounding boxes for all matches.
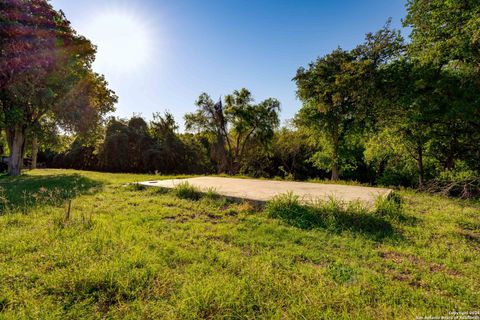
[266,193,398,241]
[0,173,103,214]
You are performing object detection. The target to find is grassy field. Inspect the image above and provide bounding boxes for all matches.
[0,169,479,319]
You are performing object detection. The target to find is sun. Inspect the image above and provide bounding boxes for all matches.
[82,7,156,74]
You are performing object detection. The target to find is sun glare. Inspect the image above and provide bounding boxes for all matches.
[82,7,156,75]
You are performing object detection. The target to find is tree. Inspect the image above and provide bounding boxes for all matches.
[379,58,480,187]
[0,0,117,176]
[393,0,480,185]
[294,23,405,181]
[27,116,59,169]
[52,138,98,170]
[405,0,480,69]
[225,89,280,173]
[148,112,187,173]
[185,89,280,174]
[294,49,363,180]
[185,94,229,173]
[406,0,480,166]
[99,117,152,172]
[97,114,211,174]
[272,125,316,180]
[364,127,418,186]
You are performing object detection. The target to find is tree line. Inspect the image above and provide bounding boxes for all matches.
[1,0,479,197]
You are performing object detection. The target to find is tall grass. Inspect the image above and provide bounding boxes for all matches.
[173,182,202,200]
[265,192,395,238]
[203,187,221,200]
[374,193,403,220]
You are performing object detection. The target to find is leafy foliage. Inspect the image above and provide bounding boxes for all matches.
[2,0,479,199]
[52,114,212,174]
[0,0,117,176]
[185,89,280,174]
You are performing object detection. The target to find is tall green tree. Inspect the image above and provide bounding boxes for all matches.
[294,49,363,180]
[185,94,229,173]
[294,24,404,181]
[0,0,116,176]
[405,0,480,68]
[185,89,280,174]
[379,60,440,186]
[148,112,186,173]
[402,0,480,180]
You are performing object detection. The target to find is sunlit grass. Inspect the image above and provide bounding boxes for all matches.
[0,169,479,319]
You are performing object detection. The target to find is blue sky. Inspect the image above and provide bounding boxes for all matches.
[50,0,408,129]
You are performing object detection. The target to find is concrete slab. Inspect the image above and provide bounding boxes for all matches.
[140,177,392,207]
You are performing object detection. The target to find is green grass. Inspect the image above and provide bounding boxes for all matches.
[0,169,479,319]
[265,192,397,240]
[172,182,202,201]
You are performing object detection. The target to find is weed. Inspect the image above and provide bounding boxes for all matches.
[375,193,403,220]
[53,200,95,230]
[173,182,202,200]
[127,182,147,191]
[327,262,357,284]
[266,192,394,238]
[204,187,221,200]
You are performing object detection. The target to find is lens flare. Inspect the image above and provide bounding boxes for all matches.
[80,5,158,75]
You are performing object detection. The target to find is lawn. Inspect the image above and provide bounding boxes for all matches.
[0,169,479,319]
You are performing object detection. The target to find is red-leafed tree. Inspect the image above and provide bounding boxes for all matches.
[0,0,117,176]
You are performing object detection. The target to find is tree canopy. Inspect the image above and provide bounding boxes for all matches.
[185,89,280,174]
[0,0,117,175]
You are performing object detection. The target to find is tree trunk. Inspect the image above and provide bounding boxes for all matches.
[6,125,26,176]
[331,164,339,181]
[331,127,340,181]
[213,132,228,174]
[31,134,38,169]
[444,137,457,170]
[417,145,425,188]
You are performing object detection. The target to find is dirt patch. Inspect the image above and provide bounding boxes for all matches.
[294,255,328,269]
[460,230,480,250]
[161,213,194,223]
[379,251,404,264]
[379,250,459,277]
